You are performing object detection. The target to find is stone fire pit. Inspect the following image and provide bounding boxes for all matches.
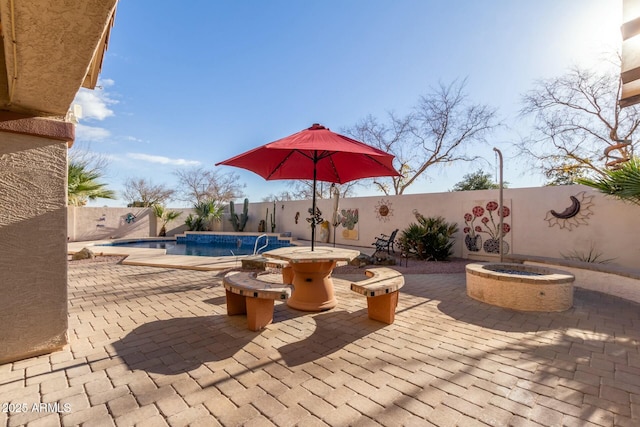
[465,263,574,312]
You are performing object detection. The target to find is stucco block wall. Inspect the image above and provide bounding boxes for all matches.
[0,133,68,364]
[68,207,155,241]
[257,186,638,269]
[71,186,638,270]
[67,207,195,241]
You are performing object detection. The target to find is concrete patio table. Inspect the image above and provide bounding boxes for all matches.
[263,246,360,311]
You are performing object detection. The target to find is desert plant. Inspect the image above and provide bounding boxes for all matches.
[229,198,249,231]
[184,213,202,231]
[561,242,614,264]
[68,160,116,206]
[269,201,276,232]
[152,205,181,236]
[399,214,458,261]
[185,199,224,231]
[265,201,277,233]
[577,157,640,206]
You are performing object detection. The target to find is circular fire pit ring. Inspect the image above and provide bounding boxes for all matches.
[465,263,574,312]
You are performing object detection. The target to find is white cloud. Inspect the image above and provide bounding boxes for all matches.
[99,78,115,88]
[73,78,118,121]
[125,135,146,143]
[75,124,111,141]
[127,152,201,166]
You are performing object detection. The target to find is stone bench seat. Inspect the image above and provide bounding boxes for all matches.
[264,259,294,284]
[223,271,293,331]
[350,267,404,324]
[265,259,289,269]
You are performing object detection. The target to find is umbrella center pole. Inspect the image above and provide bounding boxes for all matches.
[311,152,318,251]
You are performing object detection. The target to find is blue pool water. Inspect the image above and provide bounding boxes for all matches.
[103,234,291,257]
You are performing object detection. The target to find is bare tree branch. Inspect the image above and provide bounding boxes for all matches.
[343,79,500,194]
[68,143,110,176]
[174,167,245,204]
[122,178,175,207]
[517,59,640,182]
[262,180,359,201]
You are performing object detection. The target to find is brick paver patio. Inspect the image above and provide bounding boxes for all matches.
[1,259,639,426]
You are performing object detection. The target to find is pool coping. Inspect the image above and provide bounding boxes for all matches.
[68,240,244,271]
[69,235,330,271]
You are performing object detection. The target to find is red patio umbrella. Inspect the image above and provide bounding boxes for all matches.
[216,123,400,250]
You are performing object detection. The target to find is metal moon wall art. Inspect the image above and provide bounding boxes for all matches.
[544,191,594,230]
[549,195,581,219]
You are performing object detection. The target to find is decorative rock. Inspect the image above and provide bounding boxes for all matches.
[72,247,94,260]
[350,254,373,267]
[241,256,267,270]
[373,252,396,266]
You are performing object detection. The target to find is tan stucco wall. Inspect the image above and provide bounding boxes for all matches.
[0,132,68,364]
[68,207,156,241]
[67,207,196,241]
[261,186,638,269]
[69,186,639,270]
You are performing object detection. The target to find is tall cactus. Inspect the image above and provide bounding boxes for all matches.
[265,207,270,232]
[229,198,249,231]
[229,201,238,231]
[240,198,249,231]
[270,201,276,232]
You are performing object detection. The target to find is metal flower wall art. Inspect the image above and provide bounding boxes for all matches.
[463,201,511,254]
[544,191,594,230]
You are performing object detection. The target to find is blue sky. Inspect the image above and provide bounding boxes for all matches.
[75,1,622,207]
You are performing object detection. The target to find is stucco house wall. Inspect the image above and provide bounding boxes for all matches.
[0,131,69,364]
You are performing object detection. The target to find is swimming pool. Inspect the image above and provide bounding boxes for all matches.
[103,233,292,257]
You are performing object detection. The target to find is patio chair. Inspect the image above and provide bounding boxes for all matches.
[372,229,399,254]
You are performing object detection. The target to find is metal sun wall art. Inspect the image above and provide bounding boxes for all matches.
[374,199,394,222]
[544,191,594,230]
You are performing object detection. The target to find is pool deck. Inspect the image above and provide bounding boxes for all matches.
[1,243,638,426]
[67,240,367,271]
[68,240,244,271]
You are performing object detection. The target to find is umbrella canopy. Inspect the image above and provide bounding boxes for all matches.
[216,123,401,249]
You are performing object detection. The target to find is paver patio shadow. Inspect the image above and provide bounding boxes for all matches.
[111,316,256,375]
[277,309,384,367]
[2,261,638,426]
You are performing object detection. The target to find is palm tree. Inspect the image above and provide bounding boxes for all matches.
[185,199,224,231]
[152,205,182,236]
[68,160,116,206]
[577,157,640,206]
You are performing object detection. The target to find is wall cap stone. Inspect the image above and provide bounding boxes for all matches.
[506,254,640,280]
[0,111,75,145]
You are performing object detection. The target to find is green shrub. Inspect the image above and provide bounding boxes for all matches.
[399,214,458,261]
[185,199,224,231]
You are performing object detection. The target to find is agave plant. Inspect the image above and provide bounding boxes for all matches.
[152,205,181,236]
[577,157,640,206]
[399,213,458,261]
